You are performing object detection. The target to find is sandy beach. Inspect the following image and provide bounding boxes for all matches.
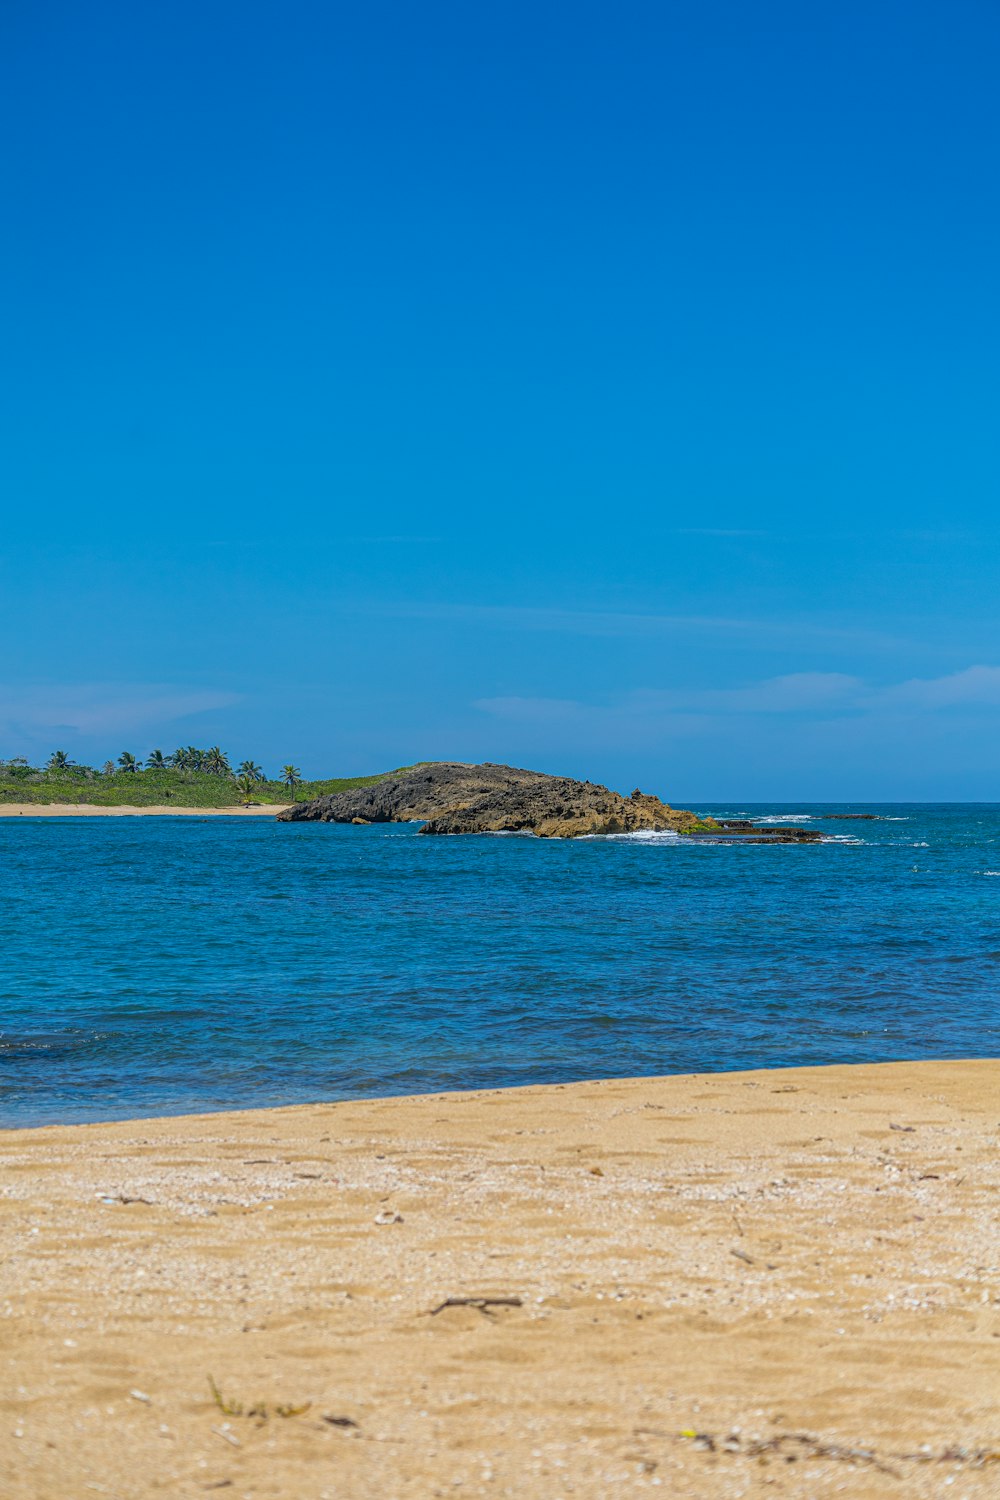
[0,804,289,817]
[2,1059,998,1498]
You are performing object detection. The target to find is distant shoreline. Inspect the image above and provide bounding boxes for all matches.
[0,802,290,817]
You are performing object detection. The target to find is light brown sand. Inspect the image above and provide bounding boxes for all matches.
[0,804,288,817]
[2,1060,998,1499]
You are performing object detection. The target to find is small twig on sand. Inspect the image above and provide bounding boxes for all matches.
[428,1296,523,1317]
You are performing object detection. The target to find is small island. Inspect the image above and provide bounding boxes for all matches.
[280,761,720,838]
[281,763,824,841]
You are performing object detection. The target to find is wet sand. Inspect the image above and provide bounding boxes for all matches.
[2,1059,998,1498]
[0,803,289,816]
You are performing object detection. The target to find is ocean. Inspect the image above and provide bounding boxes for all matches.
[1,805,998,1126]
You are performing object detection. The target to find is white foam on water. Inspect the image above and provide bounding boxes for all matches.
[751,814,815,823]
[589,829,685,843]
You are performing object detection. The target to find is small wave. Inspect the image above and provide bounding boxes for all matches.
[752,814,815,824]
[976,870,1000,876]
[588,829,684,842]
[0,1032,97,1060]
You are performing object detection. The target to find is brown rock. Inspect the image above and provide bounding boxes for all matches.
[277,762,712,839]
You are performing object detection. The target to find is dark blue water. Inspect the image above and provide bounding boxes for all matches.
[2,806,999,1126]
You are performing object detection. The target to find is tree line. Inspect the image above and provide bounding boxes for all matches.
[4,747,304,799]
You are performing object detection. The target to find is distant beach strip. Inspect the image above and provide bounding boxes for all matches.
[0,802,290,816]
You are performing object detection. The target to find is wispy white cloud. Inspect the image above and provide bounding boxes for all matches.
[634,673,862,714]
[473,696,586,724]
[0,683,241,745]
[474,695,713,742]
[878,665,1000,708]
[475,667,1000,725]
[379,602,902,650]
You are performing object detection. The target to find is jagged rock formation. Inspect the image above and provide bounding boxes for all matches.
[277,762,714,839]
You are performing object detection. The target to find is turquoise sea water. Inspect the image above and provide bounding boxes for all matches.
[1,806,999,1126]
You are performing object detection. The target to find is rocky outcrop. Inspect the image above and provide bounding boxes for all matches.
[711,818,822,843]
[419,781,712,839]
[277,762,715,839]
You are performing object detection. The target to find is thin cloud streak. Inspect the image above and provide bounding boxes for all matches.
[0,683,241,743]
[375,602,906,650]
[880,665,1000,708]
[475,666,1000,724]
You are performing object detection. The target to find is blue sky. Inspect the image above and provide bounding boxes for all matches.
[3,1,999,799]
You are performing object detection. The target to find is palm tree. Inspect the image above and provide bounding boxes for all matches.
[186,745,205,772]
[238,760,265,781]
[47,750,73,771]
[205,745,231,776]
[118,751,139,773]
[234,772,257,805]
[146,749,167,770]
[281,764,302,796]
[102,760,116,776]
